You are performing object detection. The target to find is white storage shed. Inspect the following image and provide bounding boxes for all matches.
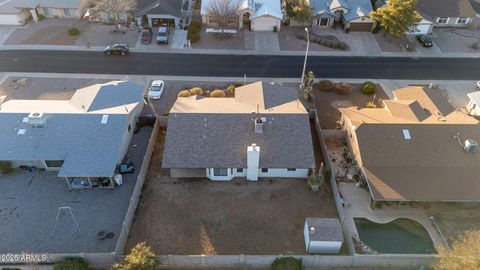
[304,218,344,254]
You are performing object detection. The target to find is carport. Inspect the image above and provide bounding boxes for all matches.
[135,0,182,28]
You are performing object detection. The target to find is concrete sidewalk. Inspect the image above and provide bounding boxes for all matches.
[1,43,480,58]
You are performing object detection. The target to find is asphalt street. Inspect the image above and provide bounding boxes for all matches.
[0,50,479,79]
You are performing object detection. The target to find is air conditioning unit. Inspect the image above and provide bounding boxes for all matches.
[464,139,478,152]
[27,112,46,127]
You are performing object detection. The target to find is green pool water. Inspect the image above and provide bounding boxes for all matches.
[354,218,436,254]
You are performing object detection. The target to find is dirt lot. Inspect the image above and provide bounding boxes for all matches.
[126,130,338,255]
[193,29,254,50]
[312,83,389,129]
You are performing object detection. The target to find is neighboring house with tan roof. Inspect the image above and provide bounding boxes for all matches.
[0,0,90,25]
[339,86,480,202]
[162,81,315,181]
[411,0,477,34]
[0,81,144,189]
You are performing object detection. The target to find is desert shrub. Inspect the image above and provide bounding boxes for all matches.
[54,258,88,270]
[177,90,191,97]
[209,89,225,97]
[187,20,201,43]
[361,81,376,95]
[338,41,347,50]
[366,101,376,108]
[189,87,203,96]
[318,80,333,91]
[271,257,302,270]
[471,41,480,50]
[113,242,157,270]
[226,84,235,96]
[38,14,45,21]
[0,161,13,174]
[335,82,352,94]
[67,27,80,36]
[331,40,339,49]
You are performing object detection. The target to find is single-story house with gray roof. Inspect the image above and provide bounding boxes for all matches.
[0,81,144,190]
[0,0,90,25]
[307,0,376,32]
[135,0,183,28]
[162,81,315,181]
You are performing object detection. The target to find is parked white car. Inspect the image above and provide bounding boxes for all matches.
[147,80,164,99]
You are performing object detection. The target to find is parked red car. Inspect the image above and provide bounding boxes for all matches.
[141,29,152,44]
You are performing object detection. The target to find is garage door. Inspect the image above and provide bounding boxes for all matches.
[252,16,279,31]
[0,14,21,25]
[349,22,374,32]
[151,18,175,27]
[412,23,431,35]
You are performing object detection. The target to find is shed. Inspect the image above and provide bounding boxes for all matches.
[304,218,344,254]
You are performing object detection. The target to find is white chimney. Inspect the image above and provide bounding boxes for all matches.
[247,143,260,181]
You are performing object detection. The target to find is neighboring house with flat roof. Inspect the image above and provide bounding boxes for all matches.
[0,0,90,25]
[0,81,144,189]
[163,81,315,181]
[135,0,183,28]
[201,0,283,31]
[308,0,376,32]
[339,86,480,202]
[412,0,477,34]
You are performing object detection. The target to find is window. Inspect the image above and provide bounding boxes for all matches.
[437,17,448,24]
[456,17,468,24]
[318,18,329,26]
[43,8,50,15]
[261,168,268,173]
[213,168,228,176]
[287,168,297,172]
[237,168,244,173]
[128,124,131,133]
[64,8,71,16]
[44,160,64,168]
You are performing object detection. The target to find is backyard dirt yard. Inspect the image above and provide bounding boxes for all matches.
[312,82,388,129]
[126,130,338,255]
[5,19,139,47]
[193,29,254,50]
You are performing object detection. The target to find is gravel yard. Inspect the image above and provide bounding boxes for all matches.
[126,131,338,255]
[193,30,254,50]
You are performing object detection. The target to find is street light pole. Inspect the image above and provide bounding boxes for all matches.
[300,27,310,89]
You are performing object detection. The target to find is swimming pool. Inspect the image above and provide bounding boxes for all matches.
[354,218,436,254]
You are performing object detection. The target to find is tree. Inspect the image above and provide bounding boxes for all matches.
[93,0,137,26]
[113,242,157,270]
[206,0,241,33]
[292,0,313,26]
[369,0,421,39]
[303,70,315,102]
[434,230,480,270]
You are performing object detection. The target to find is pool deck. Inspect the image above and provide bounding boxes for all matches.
[339,182,446,251]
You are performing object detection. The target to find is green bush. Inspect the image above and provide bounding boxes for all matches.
[38,14,45,21]
[113,242,157,270]
[318,79,333,91]
[226,84,235,96]
[209,89,225,97]
[361,81,376,95]
[338,42,347,50]
[189,87,203,96]
[331,40,339,49]
[68,27,80,36]
[0,161,13,174]
[271,257,302,270]
[53,258,88,270]
[187,20,202,43]
[366,101,376,108]
[177,90,191,97]
[335,82,352,94]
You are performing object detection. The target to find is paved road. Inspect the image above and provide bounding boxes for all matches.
[1,50,479,79]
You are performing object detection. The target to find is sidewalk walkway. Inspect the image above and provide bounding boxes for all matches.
[171,30,187,49]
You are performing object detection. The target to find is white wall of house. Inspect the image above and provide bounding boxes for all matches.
[251,15,281,31]
[433,16,472,28]
[467,99,480,116]
[0,14,22,25]
[117,101,144,165]
[206,167,309,181]
[36,7,80,18]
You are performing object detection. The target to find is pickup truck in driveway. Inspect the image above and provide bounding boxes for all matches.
[156,27,169,44]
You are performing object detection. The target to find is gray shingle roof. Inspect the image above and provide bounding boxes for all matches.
[306,218,344,242]
[0,81,144,177]
[135,0,182,17]
[162,82,315,169]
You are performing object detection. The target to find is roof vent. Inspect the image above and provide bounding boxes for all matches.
[101,115,109,124]
[27,112,46,128]
[255,117,264,134]
[402,129,411,140]
[17,129,26,135]
[464,139,478,152]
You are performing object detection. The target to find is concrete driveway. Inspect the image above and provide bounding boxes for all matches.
[254,32,280,53]
[0,25,18,45]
